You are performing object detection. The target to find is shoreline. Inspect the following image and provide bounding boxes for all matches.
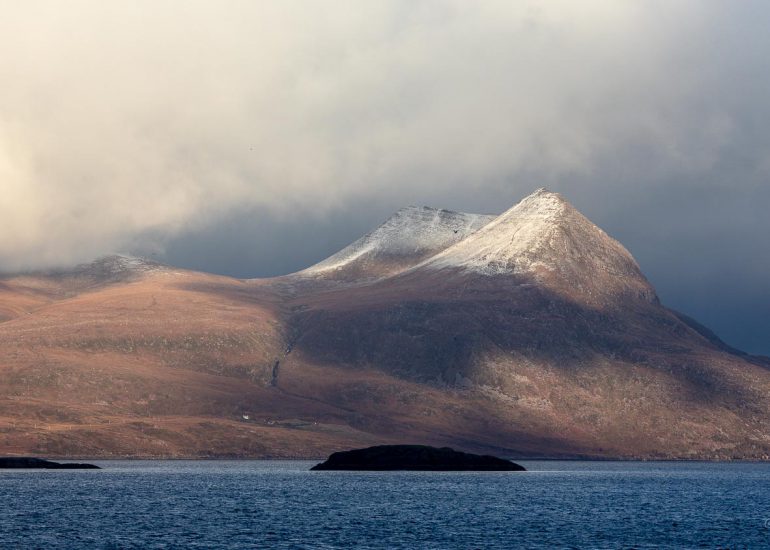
[19,456,770,463]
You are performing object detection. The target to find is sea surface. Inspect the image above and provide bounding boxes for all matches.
[1,460,769,549]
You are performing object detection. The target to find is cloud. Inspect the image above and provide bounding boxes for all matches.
[0,1,754,266]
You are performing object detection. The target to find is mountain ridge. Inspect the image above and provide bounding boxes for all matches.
[1,189,769,460]
[296,205,495,282]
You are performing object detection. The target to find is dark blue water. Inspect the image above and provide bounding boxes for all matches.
[2,460,769,549]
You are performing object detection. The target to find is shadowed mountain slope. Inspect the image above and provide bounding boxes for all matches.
[1,190,768,459]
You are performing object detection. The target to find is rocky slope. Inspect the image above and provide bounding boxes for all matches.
[1,189,768,459]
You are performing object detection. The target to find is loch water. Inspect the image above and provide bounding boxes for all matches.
[2,460,769,549]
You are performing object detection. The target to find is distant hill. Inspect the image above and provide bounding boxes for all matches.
[1,189,769,459]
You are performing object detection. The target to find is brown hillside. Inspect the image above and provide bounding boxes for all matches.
[1,191,768,459]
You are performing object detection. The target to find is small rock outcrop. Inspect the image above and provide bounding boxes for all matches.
[310,445,526,471]
[0,457,100,469]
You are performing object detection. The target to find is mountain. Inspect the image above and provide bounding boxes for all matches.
[1,189,769,459]
[422,188,658,304]
[298,206,494,281]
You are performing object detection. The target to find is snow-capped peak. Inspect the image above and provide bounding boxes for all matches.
[420,188,658,303]
[298,205,495,280]
[423,188,577,272]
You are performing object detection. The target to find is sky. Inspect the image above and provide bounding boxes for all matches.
[0,1,768,354]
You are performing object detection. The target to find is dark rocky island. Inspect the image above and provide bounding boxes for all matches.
[311,445,526,471]
[0,457,100,469]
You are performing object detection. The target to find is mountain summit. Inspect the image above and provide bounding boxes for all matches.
[421,188,658,304]
[1,189,769,460]
[299,206,494,281]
